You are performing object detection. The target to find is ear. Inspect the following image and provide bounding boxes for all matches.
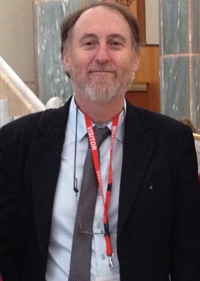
[132,53,140,72]
[62,49,70,73]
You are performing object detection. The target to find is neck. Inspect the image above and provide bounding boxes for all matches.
[74,95,124,124]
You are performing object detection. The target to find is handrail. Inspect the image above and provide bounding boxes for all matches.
[0,56,45,113]
[193,133,200,141]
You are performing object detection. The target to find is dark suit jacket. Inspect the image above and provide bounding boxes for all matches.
[0,99,200,281]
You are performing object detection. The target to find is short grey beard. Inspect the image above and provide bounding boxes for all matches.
[78,71,134,103]
[83,82,121,103]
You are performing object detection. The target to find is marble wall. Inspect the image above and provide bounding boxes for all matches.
[160,0,200,130]
[34,0,97,105]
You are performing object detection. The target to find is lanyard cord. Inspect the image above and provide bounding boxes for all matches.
[84,114,119,268]
[73,105,78,194]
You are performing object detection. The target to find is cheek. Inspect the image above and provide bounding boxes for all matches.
[70,57,91,73]
[110,52,132,67]
[114,57,133,74]
[71,49,95,66]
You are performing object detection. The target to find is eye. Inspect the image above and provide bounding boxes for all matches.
[109,40,123,49]
[81,39,98,49]
[112,41,121,46]
[84,41,94,46]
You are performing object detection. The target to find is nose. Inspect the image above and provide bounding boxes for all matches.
[95,44,110,64]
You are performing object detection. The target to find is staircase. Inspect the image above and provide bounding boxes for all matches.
[0,56,45,128]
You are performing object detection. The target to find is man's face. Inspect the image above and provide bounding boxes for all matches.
[63,6,139,103]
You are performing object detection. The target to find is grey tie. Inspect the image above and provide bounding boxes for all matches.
[68,126,110,281]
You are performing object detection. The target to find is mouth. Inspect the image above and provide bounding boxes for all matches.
[89,70,115,74]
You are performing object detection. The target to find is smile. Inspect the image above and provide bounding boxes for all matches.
[90,71,115,74]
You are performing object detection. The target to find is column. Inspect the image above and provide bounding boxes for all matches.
[34,0,93,105]
[159,0,200,130]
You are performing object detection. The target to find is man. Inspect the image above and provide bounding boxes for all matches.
[0,2,200,281]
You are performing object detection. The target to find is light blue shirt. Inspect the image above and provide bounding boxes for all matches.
[45,96,125,281]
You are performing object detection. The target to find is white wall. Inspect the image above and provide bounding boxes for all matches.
[145,0,159,45]
[0,0,35,93]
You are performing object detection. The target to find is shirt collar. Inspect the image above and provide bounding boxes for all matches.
[68,95,126,143]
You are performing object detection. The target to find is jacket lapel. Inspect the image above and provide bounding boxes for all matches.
[118,103,156,234]
[29,99,71,262]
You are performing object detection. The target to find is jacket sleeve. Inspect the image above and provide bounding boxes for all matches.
[170,126,200,280]
[0,126,19,281]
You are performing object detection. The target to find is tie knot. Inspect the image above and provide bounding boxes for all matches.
[93,126,110,148]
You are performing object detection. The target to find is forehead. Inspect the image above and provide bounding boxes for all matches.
[72,6,132,40]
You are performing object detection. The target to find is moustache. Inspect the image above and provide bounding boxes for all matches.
[88,66,116,73]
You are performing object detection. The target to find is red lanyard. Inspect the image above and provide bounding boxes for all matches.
[84,114,119,268]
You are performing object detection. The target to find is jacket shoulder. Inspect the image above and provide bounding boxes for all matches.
[126,101,192,137]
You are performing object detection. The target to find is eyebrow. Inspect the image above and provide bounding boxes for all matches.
[79,33,127,43]
[79,33,97,42]
[108,33,127,43]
